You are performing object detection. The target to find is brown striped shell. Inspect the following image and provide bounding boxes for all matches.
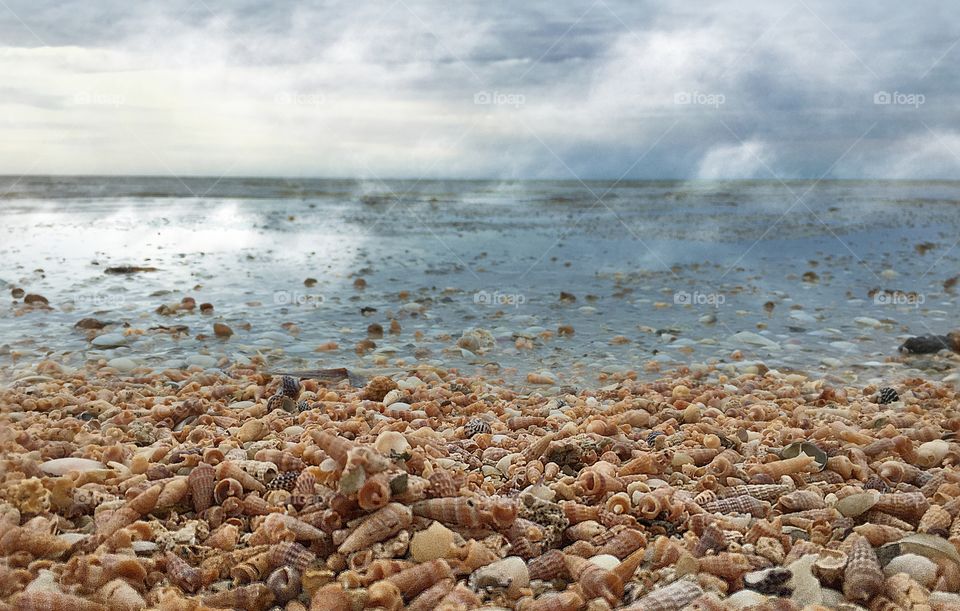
[339,502,412,554]
[188,462,215,513]
[842,533,883,603]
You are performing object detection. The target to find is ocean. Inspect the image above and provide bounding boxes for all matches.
[1,177,958,387]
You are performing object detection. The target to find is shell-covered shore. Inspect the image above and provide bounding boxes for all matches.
[2,359,960,610]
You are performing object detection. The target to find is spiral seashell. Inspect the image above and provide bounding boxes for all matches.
[156,476,189,510]
[255,449,307,472]
[918,503,952,536]
[747,454,817,479]
[623,579,704,611]
[270,541,316,572]
[437,583,482,609]
[367,581,404,611]
[165,551,201,593]
[777,488,824,512]
[126,483,161,515]
[385,558,454,601]
[205,522,239,550]
[562,501,600,523]
[407,579,456,611]
[697,552,754,580]
[234,460,280,484]
[878,460,921,484]
[201,583,274,611]
[693,522,727,557]
[605,492,632,515]
[339,502,412,554]
[520,591,584,611]
[266,566,301,603]
[213,477,244,504]
[0,526,71,558]
[412,497,487,529]
[873,492,929,522]
[812,548,848,588]
[309,429,355,467]
[854,522,909,546]
[915,439,950,468]
[96,578,144,611]
[231,550,274,584]
[12,591,108,611]
[188,462,215,513]
[358,471,392,510]
[310,583,352,611]
[266,470,300,492]
[596,527,647,559]
[262,512,326,542]
[703,494,768,517]
[843,533,883,603]
[362,559,415,585]
[578,469,625,497]
[618,452,661,476]
[216,461,267,493]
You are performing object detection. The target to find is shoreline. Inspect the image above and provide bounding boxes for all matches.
[2,359,959,609]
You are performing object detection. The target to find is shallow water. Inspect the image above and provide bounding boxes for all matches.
[1,177,958,387]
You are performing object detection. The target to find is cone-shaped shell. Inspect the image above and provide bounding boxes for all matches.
[339,502,412,554]
[386,558,453,600]
[254,449,306,472]
[266,566,301,603]
[598,528,647,559]
[406,579,455,611]
[201,583,274,611]
[156,477,189,510]
[521,591,584,611]
[412,497,486,529]
[563,554,622,605]
[96,578,144,611]
[309,430,355,467]
[230,550,274,584]
[127,484,161,515]
[0,526,71,558]
[263,513,326,542]
[622,579,703,611]
[216,461,266,493]
[165,551,201,593]
[12,591,108,611]
[919,504,952,537]
[270,541,316,573]
[843,534,883,603]
[189,462,215,513]
[358,472,392,511]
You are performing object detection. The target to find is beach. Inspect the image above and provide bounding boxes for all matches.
[2,178,960,609]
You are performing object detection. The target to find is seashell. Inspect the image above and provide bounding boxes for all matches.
[357,471,392,510]
[703,494,768,517]
[454,539,500,573]
[873,492,929,522]
[884,553,938,588]
[0,526,71,558]
[188,462,215,513]
[916,439,950,468]
[436,583,482,609]
[471,556,529,597]
[748,454,818,479]
[234,460,280,484]
[96,578,144,611]
[12,591,108,611]
[205,523,239,551]
[696,552,754,580]
[201,583,274,611]
[878,460,921,484]
[835,490,880,517]
[216,461,267,492]
[717,483,794,502]
[623,579,704,611]
[843,533,884,603]
[406,578,455,611]
[577,469,625,497]
[267,470,300,492]
[309,430,355,467]
[598,528,647,559]
[918,504,952,536]
[156,476,189,509]
[385,558,454,600]
[254,449,307,471]
[563,554,622,604]
[213,477,244,504]
[367,581,404,611]
[310,583,352,611]
[262,513,326,542]
[40,458,107,476]
[266,566,301,603]
[231,550,274,584]
[237,418,269,442]
[270,541,316,572]
[412,497,487,529]
[339,502,412,554]
[165,551,201,593]
[428,471,460,498]
[528,548,568,581]
[812,548,848,588]
[520,591,584,611]
[777,489,824,512]
[884,572,932,608]
[780,441,828,471]
[410,521,455,562]
[127,484,161,515]
[693,522,727,557]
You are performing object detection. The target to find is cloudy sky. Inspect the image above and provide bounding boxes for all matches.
[1,0,959,179]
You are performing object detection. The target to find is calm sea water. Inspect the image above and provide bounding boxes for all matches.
[1,177,958,387]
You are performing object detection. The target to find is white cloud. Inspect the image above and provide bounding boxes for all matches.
[696,140,773,179]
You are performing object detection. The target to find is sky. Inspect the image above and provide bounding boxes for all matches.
[1,0,959,180]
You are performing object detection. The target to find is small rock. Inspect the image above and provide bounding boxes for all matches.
[213,323,233,338]
[91,333,130,348]
[24,294,49,305]
[526,371,557,385]
[185,354,217,368]
[75,318,108,330]
[107,357,137,372]
[409,521,454,563]
[11,287,24,298]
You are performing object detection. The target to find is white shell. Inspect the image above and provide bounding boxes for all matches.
[40,458,107,476]
[884,553,938,588]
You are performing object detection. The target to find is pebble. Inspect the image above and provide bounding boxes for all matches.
[730,331,780,349]
[107,357,137,372]
[526,371,557,385]
[213,323,233,338]
[185,355,218,368]
[854,316,882,327]
[91,333,130,348]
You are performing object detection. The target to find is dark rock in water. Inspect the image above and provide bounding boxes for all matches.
[899,335,951,354]
[75,318,108,330]
[877,387,899,404]
[24,294,49,305]
[104,265,159,274]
